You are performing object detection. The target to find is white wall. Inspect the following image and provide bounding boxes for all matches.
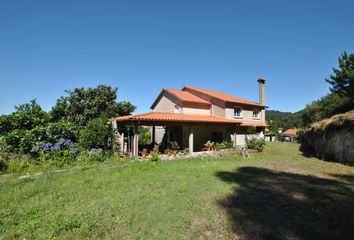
[183,107,210,115]
[153,95,179,113]
[153,126,165,144]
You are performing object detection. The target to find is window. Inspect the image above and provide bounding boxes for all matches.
[253,109,260,119]
[234,108,242,118]
[174,104,180,113]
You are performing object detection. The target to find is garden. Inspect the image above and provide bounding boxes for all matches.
[0,85,135,174]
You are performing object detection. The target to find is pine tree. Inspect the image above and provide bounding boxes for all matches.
[326,52,354,105]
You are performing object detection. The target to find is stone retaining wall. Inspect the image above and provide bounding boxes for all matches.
[300,112,354,165]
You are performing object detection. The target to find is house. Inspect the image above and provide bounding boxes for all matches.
[114,78,268,156]
[264,128,277,142]
[281,128,297,141]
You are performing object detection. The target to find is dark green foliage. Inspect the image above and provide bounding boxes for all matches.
[326,51,354,104]
[214,140,234,150]
[300,93,351,127]
[2,129,27,153]
[0,85,135,156]
[79,118,112,150]
[245,126,257,134]
[246,138,266,152]
[138,127,151,145]
[46,121,79,143]
[0,99,49,135]
[116,101,137,117]
[266,110,303,129]
[51,85,136,126]
[0,138,9,172]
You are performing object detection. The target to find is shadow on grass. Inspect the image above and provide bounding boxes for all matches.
[216,167,354,240]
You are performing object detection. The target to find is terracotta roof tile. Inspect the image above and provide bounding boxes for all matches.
[165,88,210,105]
[240,121,269,127]
[116,112,242,124]
[282,128,297,136]
[183,86,264,107]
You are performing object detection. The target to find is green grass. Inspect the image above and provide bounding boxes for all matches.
[1,142,354,239]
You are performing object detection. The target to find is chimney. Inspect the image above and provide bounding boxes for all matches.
[257,77,265,105]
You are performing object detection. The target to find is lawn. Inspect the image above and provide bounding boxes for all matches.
[1,142,354,239]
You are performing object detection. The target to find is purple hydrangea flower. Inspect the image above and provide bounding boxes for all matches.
[63,139,74,147]
[71,148,79,153]
[51,143,61,151]
[41,143,52,151]
[58,139,65,145]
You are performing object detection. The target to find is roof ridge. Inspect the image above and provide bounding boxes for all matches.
[183,85,261,106]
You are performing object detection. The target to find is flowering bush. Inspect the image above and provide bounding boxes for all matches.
[30,139,80,167]
[245,137,266,152]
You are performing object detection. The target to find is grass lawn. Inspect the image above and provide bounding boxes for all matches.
[1,142,354,239]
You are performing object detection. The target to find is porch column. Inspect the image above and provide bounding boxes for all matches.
[233,126,237,147]
[188,127,194,153]
[120,132,124,154]
[152,125,156,144]
[133,125,139,157]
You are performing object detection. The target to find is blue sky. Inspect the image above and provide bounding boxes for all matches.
[1,0,354,115]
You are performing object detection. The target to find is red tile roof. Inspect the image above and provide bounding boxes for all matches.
[116,112,242,124]
[282,128,297,136]
[150,88,210,109]
[165,88,210,105]
[240,121,269,127]
[183,86,264,107]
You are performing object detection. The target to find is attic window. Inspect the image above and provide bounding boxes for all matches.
[234,108,242,118]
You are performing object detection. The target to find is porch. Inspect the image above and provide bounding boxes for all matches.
[113,112,266,157]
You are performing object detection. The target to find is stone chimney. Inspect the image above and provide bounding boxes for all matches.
[257,77,265,105]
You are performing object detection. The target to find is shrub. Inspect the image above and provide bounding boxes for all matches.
[46,121,79,143]
[246,137,266,152]
[32,139,80,167]
[170,141,180,151]
[88,148,105,162]
[214,140,234,150]
[79,118,112,150]
[204,140,215,150]
[246,126,257,134]
[3,129,26,153]
[150,151,159,162]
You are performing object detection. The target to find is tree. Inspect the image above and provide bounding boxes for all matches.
[79,118,112,150]
[51,85,136,126]
[266,110,303,129]
[116,101,137,117]
[326,51,354,105]
[0,99,50,153]
[0,99,49,135]
[300,93,350,127]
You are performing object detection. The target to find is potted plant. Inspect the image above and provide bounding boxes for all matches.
[170,141,180,155]
[204,140,215,151]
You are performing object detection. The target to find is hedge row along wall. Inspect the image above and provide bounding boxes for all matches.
[300,112,354,165]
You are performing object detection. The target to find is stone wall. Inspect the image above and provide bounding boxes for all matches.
[300,112,354,165]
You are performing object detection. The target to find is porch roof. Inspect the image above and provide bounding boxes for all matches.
[116,112,268,127]
[240,121,269,127]
[116,112,242,126]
